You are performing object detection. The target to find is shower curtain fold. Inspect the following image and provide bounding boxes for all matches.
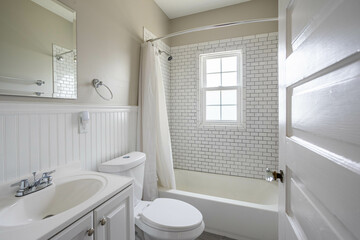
[137,42,176,201]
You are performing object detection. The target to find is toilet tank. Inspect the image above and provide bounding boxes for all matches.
[98,152,146,206]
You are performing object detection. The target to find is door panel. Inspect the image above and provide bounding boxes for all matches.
[106,204,127,239]
[279,0,360,239]
[285,0,360,85]
[286,138,360,239]
[94,186,134,240]
[288,57,360,163]
[289,177,341,239]
[50,213,93,240]
[287,0,339,50]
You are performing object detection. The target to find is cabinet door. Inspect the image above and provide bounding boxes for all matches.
[50,213,94,240]
[94,186,134,240]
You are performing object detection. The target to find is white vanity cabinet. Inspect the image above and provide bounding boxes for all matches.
[50,213,94,240]
[94,186,134,240]
[50,186,134,240]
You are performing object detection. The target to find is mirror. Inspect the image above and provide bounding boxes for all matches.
[0,0,77,99]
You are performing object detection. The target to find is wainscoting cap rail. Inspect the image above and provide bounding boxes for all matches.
[0,102,138,114]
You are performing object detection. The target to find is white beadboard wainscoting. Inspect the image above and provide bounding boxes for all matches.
[0,103,138,184]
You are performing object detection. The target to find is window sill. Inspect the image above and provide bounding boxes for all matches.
[198,122,246,130]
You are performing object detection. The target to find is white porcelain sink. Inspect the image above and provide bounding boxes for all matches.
[0,175,105,227]
[0,166,132,240]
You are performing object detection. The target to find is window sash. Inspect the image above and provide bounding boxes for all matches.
[204,89,239,122]
[204,55,240,88]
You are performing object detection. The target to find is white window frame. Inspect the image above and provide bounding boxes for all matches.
[199,50,244,128]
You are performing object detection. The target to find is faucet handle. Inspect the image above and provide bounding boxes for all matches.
[265,168,284,183]
[265,168,274,182]
[32,171,38,182]
[41,170,55,184]
[42,170,56,178]
[10,179,29,190]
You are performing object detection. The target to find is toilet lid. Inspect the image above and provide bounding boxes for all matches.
[98,152,145,173]
[139,198,203,232]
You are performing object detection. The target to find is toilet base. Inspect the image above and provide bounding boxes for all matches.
[135,225,149,240]
[135,221,205,240]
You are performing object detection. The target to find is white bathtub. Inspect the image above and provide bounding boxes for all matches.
[159,169,278,240]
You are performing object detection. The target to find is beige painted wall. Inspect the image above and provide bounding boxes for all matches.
[0,0,170,105]
[170,0,278,46]
[0,0,74,97]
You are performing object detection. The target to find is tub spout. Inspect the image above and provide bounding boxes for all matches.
[265,168,284,183]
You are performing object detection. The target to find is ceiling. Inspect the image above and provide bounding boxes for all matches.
[154,0,250,19]
[32,0,75,22]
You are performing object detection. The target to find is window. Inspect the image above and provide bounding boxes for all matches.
[199,50,243,127]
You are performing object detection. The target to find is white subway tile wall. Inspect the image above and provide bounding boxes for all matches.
[169,33,278,179]
[53,45,77,99]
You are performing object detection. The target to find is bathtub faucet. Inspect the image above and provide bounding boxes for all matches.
[265,168,284,183]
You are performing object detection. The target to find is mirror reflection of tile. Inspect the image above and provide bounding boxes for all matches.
[53,44,77,99]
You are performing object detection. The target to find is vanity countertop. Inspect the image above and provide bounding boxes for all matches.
[0,165,133,240]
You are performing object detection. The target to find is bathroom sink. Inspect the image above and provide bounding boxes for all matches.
[0,167,133,240]
[0,175,105,227]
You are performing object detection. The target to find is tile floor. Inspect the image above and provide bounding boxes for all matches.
[197,232,235,240]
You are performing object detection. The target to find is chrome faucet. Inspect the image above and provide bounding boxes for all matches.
[10,170,55,197]
[265,168,284,183]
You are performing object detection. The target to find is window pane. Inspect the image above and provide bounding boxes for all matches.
[222,106,237,121]
[221,90,237,105]
[206,58,220,73]
[206,106,220,120]
[206,91,220,105]
[222,72,237,86]
[222,56,237,72]
[206,73,221,87]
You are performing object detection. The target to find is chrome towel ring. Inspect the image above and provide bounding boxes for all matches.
[92,79,113,101]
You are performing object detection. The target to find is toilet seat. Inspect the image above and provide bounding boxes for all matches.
[140,198,203,231]
[134,198,205,240]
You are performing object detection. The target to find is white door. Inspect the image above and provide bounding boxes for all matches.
[278,0,360,239]
[94,186,134,240]
[50,213,94,240]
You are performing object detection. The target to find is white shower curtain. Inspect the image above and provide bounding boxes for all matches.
[137,42,176,201]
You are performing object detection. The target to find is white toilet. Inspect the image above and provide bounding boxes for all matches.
[98,152,205,240]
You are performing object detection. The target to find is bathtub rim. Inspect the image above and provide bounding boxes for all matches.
[158,187,278,213]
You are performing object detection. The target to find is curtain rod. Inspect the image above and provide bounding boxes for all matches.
[147,17,278,43]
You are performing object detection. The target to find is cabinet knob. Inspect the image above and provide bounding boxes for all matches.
[100,217,107,226]
[87,228,95,236]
